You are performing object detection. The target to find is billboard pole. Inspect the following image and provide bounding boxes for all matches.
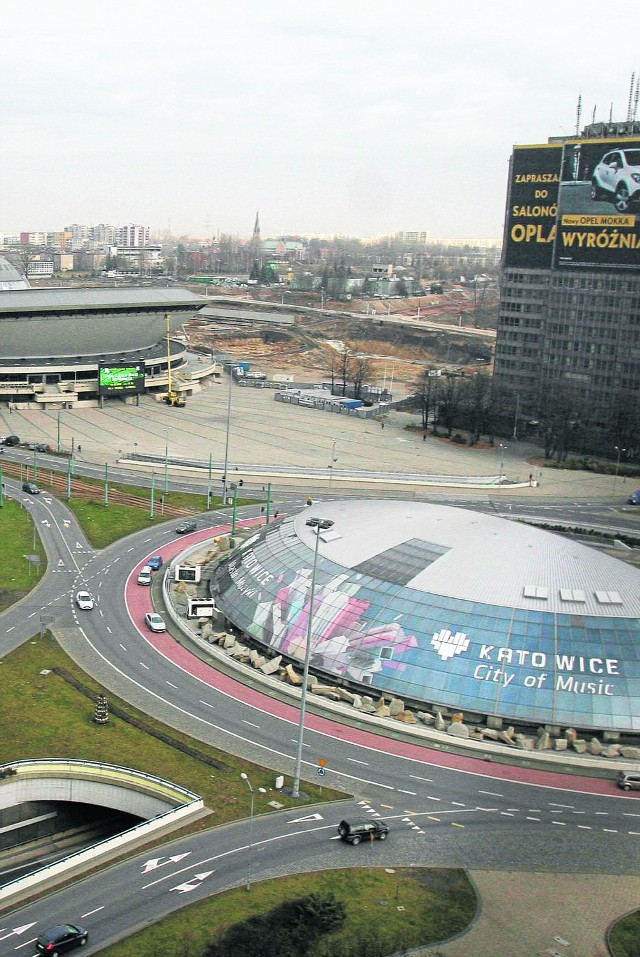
[150,471,155,519]
[104,462,109,506]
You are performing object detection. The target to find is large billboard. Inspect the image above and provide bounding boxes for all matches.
[504,138,640,272]
[98,363,145,397]
[503,144,562,268]
[555,137,640,270]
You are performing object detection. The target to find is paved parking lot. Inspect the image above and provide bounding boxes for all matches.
[0,383,633,502]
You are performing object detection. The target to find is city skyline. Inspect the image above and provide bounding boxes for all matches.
[0,0,638,241]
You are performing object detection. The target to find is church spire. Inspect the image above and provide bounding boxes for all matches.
[252,211,260,240]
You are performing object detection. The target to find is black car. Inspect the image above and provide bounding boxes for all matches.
[3,435,20,446]
[29,442,52,452]
[175,520,197,534]
[36,923,88,954]
[337,819,389,845]
[22,481,41,495]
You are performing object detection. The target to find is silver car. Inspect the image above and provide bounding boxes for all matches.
[144,612,166,633]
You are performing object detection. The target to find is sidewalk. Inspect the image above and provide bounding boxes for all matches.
[430,870,640,957]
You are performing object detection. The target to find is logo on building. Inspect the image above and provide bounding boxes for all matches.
[431,628,470,661]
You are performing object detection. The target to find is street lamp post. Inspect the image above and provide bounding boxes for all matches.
[222,368,233,501]
[164,429,169,495]
[614,446,627,494]
[498,443,507,485]
[291,516,334,799]
[240,773,265,889]
[328,439,338,489]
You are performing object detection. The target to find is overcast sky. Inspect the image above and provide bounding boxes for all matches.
[1,1,638,241]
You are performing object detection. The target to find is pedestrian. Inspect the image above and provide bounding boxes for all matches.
[381,421,385,429]
[422,432,426,442]
[528,473,533,486]
[306,496,312,506]
[274,509,279,519]
[77,444,82,453]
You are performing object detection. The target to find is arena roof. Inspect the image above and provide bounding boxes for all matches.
[0,257,30,290]
[293,500,639,617]
[0,286,206,315]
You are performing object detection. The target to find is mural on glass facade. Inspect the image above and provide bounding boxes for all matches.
[212,521,640,732]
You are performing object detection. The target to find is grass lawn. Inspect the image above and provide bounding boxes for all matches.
[66,498,184,548]
[100,868,476,957]
[0,636,339,821]
[0,500,46,611]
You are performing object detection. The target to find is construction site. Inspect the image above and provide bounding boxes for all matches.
[185,283,499,393]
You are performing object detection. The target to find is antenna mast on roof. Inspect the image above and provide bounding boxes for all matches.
[592,104,596,124]
[609,102,613,124]
[633,75,640,121]
[575,94,582,135]
[627,73,636,122]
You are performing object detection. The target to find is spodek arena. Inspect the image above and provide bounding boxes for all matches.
[210,500,640,735]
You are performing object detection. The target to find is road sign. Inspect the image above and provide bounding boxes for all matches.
[317,767,326,777]
[318,757,327,767]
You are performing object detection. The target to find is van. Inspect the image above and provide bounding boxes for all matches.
[137,565,153,585]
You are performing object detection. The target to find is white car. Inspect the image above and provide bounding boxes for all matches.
[144,612,166,633]
[75,591,94,610]
[591,149,640,211]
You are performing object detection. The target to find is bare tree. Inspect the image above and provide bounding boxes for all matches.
[537,381,583,463]
[349,357,374,400]
[412,368,441,432]
[439,375,463,438]
[461,372,492,445]
[336,345,351,397]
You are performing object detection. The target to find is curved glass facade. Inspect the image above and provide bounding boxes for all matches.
[211,518,640,733]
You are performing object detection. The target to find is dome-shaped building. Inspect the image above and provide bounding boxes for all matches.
[211,500,640,734]
[0,256,30,290]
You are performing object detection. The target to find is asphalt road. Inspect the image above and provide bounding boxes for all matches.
[1,483,640,955]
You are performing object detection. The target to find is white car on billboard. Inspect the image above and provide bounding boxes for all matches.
[590,149,640,212]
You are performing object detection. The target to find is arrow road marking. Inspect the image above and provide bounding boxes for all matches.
[171,871,213,893]
[41,519,50,526]
[288,812,324,824]
[142,853,191,874]
[0,923,37,941]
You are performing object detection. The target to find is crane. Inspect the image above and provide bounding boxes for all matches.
[164,312,186,407]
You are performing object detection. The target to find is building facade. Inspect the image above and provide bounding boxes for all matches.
[494,122,640,446]
[210,501,640,735]
[0,286,212,408]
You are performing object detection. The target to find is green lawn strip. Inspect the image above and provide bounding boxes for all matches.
[0,500,47,611]
[64,496,257,549]
[65,498,178,548]
[0,636,343,820]
[100,868,476,957]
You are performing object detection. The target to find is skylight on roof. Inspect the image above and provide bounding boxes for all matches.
[354,538,450,586]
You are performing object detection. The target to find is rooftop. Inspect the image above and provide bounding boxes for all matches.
[0,286,206,315]
[294,500,640,617]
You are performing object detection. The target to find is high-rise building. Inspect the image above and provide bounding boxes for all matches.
[494,119,640,450]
